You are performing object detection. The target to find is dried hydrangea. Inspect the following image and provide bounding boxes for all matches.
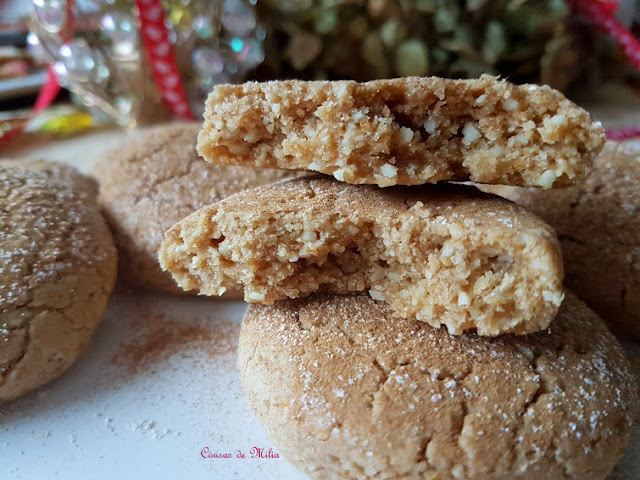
[255,0,582,91]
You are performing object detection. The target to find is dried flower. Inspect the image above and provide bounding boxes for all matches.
[256,0,586,90]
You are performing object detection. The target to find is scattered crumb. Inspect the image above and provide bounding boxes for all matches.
[128,420,181,440]
[67,434,79,447]
[111,314,239,374]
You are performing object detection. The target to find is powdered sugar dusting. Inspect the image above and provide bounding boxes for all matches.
[240,292,637,478]
[0,161,114,312]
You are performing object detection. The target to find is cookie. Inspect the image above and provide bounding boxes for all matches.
[482,142,640,340]
[197,74,604,188]
[239,293,637,480]
[93,123,301,295]
[0,160,117,405]
[160,176,564,336]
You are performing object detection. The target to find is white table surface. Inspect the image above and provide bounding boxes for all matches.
[0,126,638,480]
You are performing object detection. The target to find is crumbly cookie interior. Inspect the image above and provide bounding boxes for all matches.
[163,200,563,336]
[482,142,640,340]
[198,75,605,188]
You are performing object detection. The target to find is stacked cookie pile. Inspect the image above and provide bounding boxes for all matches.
[156,75,637,479]
[1,74,637,479]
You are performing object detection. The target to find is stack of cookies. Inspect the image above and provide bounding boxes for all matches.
[156,75,637,479]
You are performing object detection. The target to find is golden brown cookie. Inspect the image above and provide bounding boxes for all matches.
[93,122,301,295]
[198,75,604,188]
[482,142,640,340]
[0,160,117,405]
[239,293,637,480]
[161,176,564,336]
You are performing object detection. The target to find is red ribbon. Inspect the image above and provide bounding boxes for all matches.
[0,0,68,148]
[570,0,640,72]
[34,67,61,114]
[606,126,640,140]
[135,0,195,120]
[569,1,640,139]
[0,66,62,146]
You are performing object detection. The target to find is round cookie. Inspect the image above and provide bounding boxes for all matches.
[239,293,637,480]
[198,75,604,188]
[482,142,640,339]
[93,122,300,295]
[0,160,117,405]
[161,176,563,336]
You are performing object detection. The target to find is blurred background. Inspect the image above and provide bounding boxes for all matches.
[1,0,640,147]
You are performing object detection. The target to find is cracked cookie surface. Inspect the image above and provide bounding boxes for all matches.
[482,142,640,340]
[161,176,563,336]
[93,122,301,295]
[0,159,117,405]
[238,293,636,480]
[198,75,604,188]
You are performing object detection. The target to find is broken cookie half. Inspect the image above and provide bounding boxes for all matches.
[160,177,564,336]
[197,75,604,188]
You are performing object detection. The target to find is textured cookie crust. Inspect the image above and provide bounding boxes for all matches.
[161,176,564,336]
[198,75,604,188]
[482,142,640,340]
[239,293,637,480]
[93,122,300,295]
[0,160,117,405]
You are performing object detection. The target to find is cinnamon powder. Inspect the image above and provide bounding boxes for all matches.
[112,314,240,374]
